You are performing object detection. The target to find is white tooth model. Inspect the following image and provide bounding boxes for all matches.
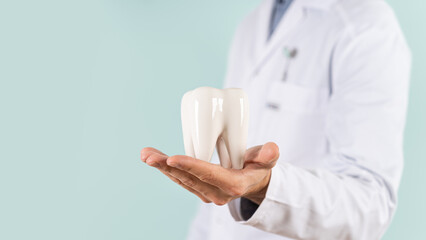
[181,87,249,169]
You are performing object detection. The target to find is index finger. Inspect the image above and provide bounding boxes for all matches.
[166,155,242,193]
[141,147,168,162]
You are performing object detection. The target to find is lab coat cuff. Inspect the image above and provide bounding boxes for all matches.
[228,164,284,226]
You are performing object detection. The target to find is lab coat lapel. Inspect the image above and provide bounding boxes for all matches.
[250,0,306,78]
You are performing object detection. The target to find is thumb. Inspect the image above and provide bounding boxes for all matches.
[258,142,280,168]
[245,142,279,169]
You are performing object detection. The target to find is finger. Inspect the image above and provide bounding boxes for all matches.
[244,142,279,169]
[144,151,169,167]
[147,153,230,203]
[165,164,232,204]
[243,145,263,165]
[157,168,212,203]
[141,147,167,162]
[144,152,213,203]
[258,142,280,167]
[146,153,200,188]
[142,150,233,204]
[166,155,241,194]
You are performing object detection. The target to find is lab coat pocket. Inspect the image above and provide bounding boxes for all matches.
[261,81,330,165]
[265,81,329,114]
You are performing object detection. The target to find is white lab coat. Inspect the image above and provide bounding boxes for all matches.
[187,0,411,239]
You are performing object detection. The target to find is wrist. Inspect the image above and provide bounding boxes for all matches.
[243,170,272,205]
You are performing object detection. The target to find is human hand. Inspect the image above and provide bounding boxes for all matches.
[140,142,279,205]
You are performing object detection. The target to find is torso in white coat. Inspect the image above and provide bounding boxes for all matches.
[187,0,410,239]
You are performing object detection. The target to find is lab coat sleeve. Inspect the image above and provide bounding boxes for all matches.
[228,11,411,240]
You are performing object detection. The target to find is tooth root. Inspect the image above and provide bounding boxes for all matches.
[216,137,231,168]
[221,94,249,169]
[181,92,195,158]
[192,116,219,162]
[187,92,222,162]
[182,126,195,158]
[222,131,247,170]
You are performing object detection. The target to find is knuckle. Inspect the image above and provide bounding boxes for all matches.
[172,178,183,185]
[199,172,213,182]
[185,164,193,172]
[165,165,176,173]
[229,186,245,197]
[199,189,210,198]
[181,177,196,188]
[212,198,229,206]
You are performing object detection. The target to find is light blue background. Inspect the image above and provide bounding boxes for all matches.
[0,1,424,239]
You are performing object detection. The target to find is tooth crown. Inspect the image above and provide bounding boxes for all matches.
[181,87,249,169]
